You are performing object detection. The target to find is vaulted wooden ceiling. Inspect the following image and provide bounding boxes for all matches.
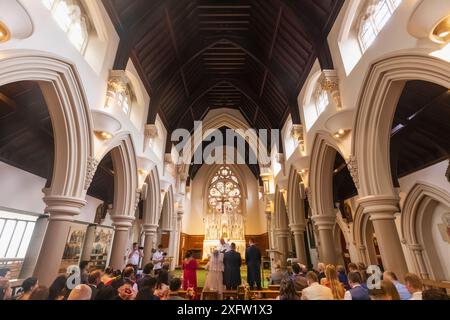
[390,80,450,184]
[103,0,344,136]
[0,81,115,204]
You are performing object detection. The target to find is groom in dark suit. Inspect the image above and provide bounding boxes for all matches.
[223,243,242,290]
[245,238,262,290]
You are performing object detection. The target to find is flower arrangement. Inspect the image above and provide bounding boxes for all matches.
[186,287,196,300]
[242,282,258,300]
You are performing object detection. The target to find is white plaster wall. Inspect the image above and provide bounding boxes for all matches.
[398,161,450,194]
[183,164,266,236]
[0,162,46,214]
[0,161,114,226]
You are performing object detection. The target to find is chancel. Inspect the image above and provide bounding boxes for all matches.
[0,0,449,303]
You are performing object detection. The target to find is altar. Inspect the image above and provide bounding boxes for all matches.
[202,166,246,260]
[202,239,246,260]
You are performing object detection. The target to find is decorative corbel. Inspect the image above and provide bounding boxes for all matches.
[320,69,342,110]
[291,124,305,151]
[346,155,360,191]
[84,156,99,190]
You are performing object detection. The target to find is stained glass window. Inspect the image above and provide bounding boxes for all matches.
[208,166,241,214]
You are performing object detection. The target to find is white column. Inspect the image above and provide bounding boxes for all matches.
[290,223,307,264]
[81,224,97,262]
[312,215,338,265]
[142,223,158,265]
[33,196,86,286]
[109,216,134,270]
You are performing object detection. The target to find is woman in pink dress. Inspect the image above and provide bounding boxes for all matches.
[182,251,198,291]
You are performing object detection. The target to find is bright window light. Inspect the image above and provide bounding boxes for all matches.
[358,0,402,52]
[42,0,89,53]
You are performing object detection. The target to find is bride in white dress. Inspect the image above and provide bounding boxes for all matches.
[204,250,224,299]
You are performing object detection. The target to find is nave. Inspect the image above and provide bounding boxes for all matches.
[0,0,449,303]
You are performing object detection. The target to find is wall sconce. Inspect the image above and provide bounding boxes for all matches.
[95,131,113,140]
[138,168,148,176]
[432,16,450,44]
[0,21,10,43]
[333,128,349,139]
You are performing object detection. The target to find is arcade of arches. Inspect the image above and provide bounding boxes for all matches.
[0,0,449,297]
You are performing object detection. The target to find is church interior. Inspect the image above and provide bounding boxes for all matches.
[0,0,449,301]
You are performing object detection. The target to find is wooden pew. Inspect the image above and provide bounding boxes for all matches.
[268,285,280,291]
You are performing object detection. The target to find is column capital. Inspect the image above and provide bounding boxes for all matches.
[357,195,400,220]
[111,215,134,231]
[274,228,290,237]
[143,223,158,233]
[311,215,336,230]
[289,223,306,233]
[43,195,87,221]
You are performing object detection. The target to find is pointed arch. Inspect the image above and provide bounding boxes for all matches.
[160,185,175,231]
[352,52,450,197]
[287,165,306,226]
[308,131,344,217]
[0,50,94,201]
[401,182,450,280]
[178,112,269,177]
[143,165,161,226]
[274,185,289,231]
[98,132,139,217]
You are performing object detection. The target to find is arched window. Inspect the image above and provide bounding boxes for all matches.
[315,83,329,115]
[208,166,241,214]
[42,0,90,53]
[357,0,401,52]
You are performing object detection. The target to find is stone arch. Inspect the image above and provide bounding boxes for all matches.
[287,165,308,262]
[308,130,344,217]
[0,50,94,285]
[274,185,290,267]
[98,132,139,218]
[160,185,175,231]
[352,52,450,198]
[401,182,450,280]
[96,132,138,269]
[141,166,161,264]
[353,206,378,266]
[0,50,94,205]
[143,166,161,226]
[178,112,269,177]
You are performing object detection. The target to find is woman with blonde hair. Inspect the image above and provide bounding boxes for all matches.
[320,264,345,300]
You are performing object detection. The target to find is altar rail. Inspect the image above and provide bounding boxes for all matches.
[422,279,450,293]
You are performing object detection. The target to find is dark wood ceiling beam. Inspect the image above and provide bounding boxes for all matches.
[281,0,340,70]
[255,6,283,124]
[104,0,167,70]
[0,92,17,110]
[165,7,189,98]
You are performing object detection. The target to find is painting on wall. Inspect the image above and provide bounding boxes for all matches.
[58,224,87,274]
[438,213,450,244]
[90,226,114,269]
